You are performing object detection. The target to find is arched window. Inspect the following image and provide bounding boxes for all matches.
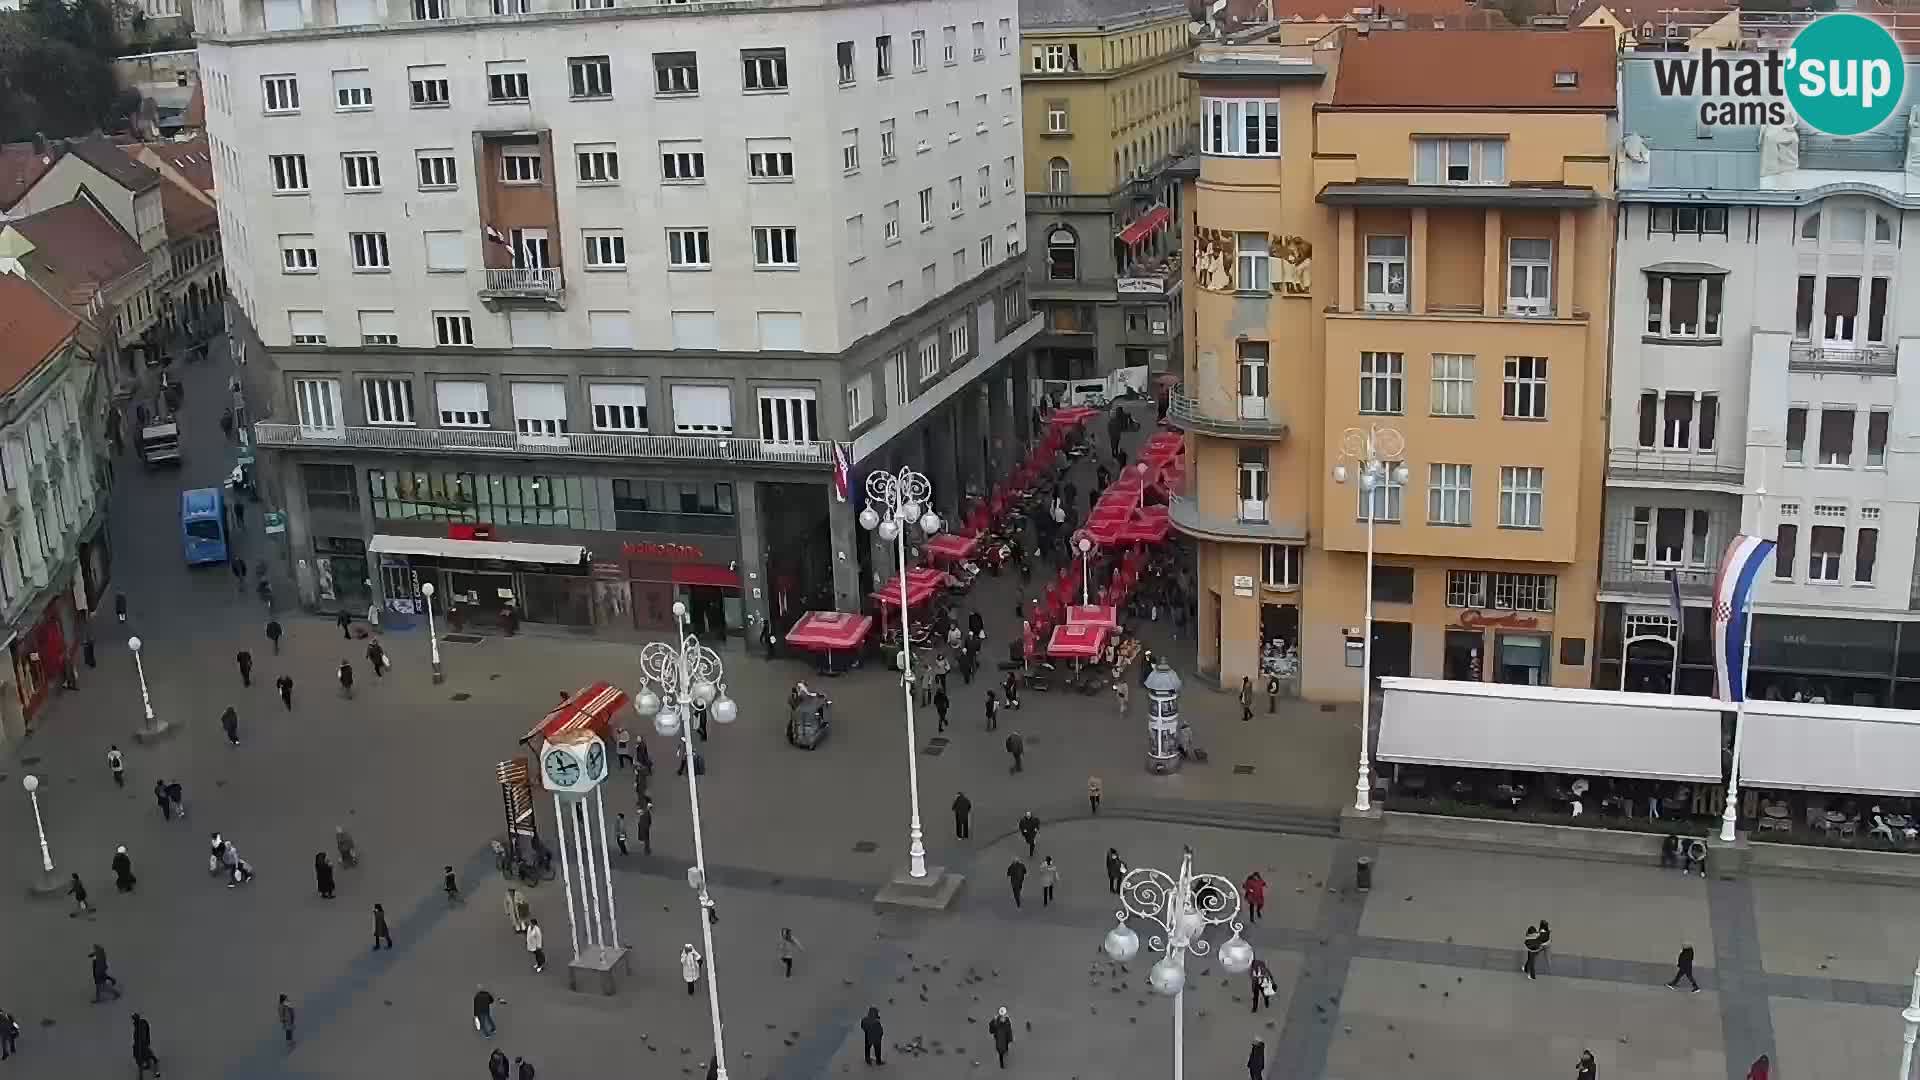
[1047,226,1078,281]
[1799,212,1821,241]
[1047,156,1071,194]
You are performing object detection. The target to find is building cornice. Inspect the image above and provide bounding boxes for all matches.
[1317,182,1602,208]
[1618,181,1920,208]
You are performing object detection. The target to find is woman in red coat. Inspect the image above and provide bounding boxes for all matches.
[1242,872,1267,922]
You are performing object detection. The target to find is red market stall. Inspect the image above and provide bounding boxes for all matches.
[1048,623,1109,660]
[923,532,979,562]
[782,611,875,663]
[521,680,630,748]
[1048,406,1100,428]
[1065,604,1120,630]
[1084,516,1129,546]
[1116,506,1171,544]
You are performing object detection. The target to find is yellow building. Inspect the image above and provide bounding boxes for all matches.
[1020,0,1196,380]
[1174,27,1617,699]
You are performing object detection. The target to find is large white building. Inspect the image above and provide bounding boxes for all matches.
[197,0,1042,636]
[1601,56,1920,707]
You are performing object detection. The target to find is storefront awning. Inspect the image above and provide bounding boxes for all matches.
[1117,206,1172,247]
[1739,700,1920,798]
[1376,677,1725,782]
[369,534,586,566]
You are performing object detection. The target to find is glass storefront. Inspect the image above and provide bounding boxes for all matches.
[1597,603,1920,707]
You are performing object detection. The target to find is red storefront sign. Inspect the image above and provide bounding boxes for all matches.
[1457,609,1541,631]
[621,542,704,560]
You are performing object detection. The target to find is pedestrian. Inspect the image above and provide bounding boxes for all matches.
[236,649,253,687]
[1018,811,1040,856]
[115,591,128,623]
[338,660,354,698]
[615,725,632,769]
[1536,919,1552,969]
[220,705,240,745]
[107,745,126,788]
[1249,958,1275,1012]
[278,994,296,1047]
[277,674,293,710]
[860,1006,884,1065]
[113,846,136,893]
[1239,676,1253,722]
[232,557,248,592]
[1006,856,1027,907]
[988,1007,1014,1068]
[1087,775,1103,815]
[952,791,971,839]
[0,1007,18,1059]
[490,1049,511,1080]
[372,903,393,950]
[1575,1048,1598,1080]
[90,945,120,1001]
[933,685,950,732]
[1667,944,1700,992]
[165,781,184,819]
[1003,669,1021,710]
[615,813,629,856]
[234,499,246,527]
[680,944,703,995]
[1660,833,1680,870]
[154,779,171,820]
[636,797,654,855]
[335,825,357,867]
[1746,1054,1769,1080]
[508,887,531,934]
[1266,670,1280,713]
[337,610,353,639]
[265,619,282,654]
[516,1057,536,1080]
[1005,730,1025,773]
[366,639,387,678]
[1038,856,1058,906]
[1106,848,1125,894]
[777,927,803,978]
[1115,679,1130,716]
[1522,924,1543,980]
[984,690,999,731]
[525,918,545,973]
[67,873,91,917]
[472,985,499,1037]
[131,1012,158,1077]
[444,865,461,904]
[314,852,335,899]
[1243,872,1266,921]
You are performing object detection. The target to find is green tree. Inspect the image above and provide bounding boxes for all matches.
[0,0,129,142]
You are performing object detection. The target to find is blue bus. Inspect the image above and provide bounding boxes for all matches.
[181,487,229,566]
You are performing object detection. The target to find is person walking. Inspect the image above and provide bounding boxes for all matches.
[220,705,240,746]
[338,660,354,698]
[1575,1048,1598,1080]
[91,945,121,1001]
[636,797,654,855]
[1002,669,1021,710]
[1018,812,1040,856]
[1038,856,1058,906]
[1522,924,1543,981]
[1535,919,1553,973]
[337,610,353,639]
[952,792,971,839]
[777,927,803,978]
[1249,958,1276,1012]
[265,619,283,655]
[232,558,248,593]
[987,1007,1014,1069]
[472,985,499,1037]
[335,826,357,867]
[1667,944,1700,992]
[107,745,126,788]
[615,725,632,770]
[516,1057,536,1080]
[1005,730,1025,773]
[1243,872,1266,922]
[614,813,629,856]
[1247,1038,1266,1080]
[153,780,171,821]
[1265,671,1280,714]
[276,674,294,711]
[131,1013,158,1077]
[1006,857,1027,908]
[680,944,704,996]
[112,847,136,893]
[506,887,531,934]
[860,1006,884,1065]
[525,918,545,973]
[236,650,254,688]
[314,853,336,900]
[165,781,185,820]
[1087,775,1103,815]
[984,690,999,731]
[1238,676,1253,722]
[366,640,387,679]
[933,685,950,732]
[1106,848,1125,894]
[277,994,296,1047]
[489,1049,512,1080]
[1114,679,1129,717]
[444,865,461,905]
[0,1007,19,1059]
[372,903,393,950]
[67,873,92,917]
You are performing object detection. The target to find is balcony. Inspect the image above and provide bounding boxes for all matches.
[252,423,834,468]
[1600,562,1715,598]
[1166,392,1288,441]
[479,267,564,311]
[1788,342,1896,375]
[1606,449,1744,490]
[1168,495,1306,544]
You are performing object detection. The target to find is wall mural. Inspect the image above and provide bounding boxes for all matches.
[1193,228,1313,296]
[1194,228,1234,293]
[1275,235,1312,296]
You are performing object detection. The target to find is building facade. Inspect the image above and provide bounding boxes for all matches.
[1601,57,1920,707]
[1021,0,1193,381]
[122,138,226,340]
[196,0,1040,638]
[1177,28,1615,696]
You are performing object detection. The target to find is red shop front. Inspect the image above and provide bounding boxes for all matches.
[12,596,71,722]
[602,541,743,640]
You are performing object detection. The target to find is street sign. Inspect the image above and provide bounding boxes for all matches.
[264,511,287,535]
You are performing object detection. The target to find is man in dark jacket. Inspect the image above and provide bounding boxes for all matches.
[1005,731,1025,773]
[1247,1038,1265,1080]
[1667,944,1700,992]
[1017,812,1040,856]
[473,985,499,1037]
[515,1056,536,1080]
[489,1049,511,1080]
[131,1013,157,1077]
[1006,858,1027,907]
[860,1006,884,1065]
[987,1007,1014,1068]
[220,706,240,746]
[372,903,393,950]
[91,945,121,1002]
[952,792,971,839]
[236,650,253,688]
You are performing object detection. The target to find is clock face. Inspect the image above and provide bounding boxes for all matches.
[584,740,608,782]
[543,748,582,789]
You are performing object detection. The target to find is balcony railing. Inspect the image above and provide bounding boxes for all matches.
[1600,563,1715,597]
[252,423,834,467]
[1166,392,1289,440]
[1788,342,1896,375]
[1606,449,1744,487]
[481,267,564,299]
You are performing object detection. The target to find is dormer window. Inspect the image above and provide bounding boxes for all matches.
[1553,70,1578,88]
[1414,138,1506,186]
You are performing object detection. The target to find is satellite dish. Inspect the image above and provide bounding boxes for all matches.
[1189,20,1206,35]
[1621,133,1650,163]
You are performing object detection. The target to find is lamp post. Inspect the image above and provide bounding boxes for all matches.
[127,635,167,741]
[1100,848,1255,1080]
[1900,954,1920,1080]
[634,603,738,1080]
[1332,425,1408,814]
[858,466,943,881]
[421,581,444,683]
[1077,534,1094,606]
[22,773,57,895]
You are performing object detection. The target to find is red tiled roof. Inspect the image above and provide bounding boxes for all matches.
[129,137,214,195]
[185,83,206,128]
[1229,0,1503,26]
[7,201,145,308]
[0,143,59,212]
[156,177,216,236]
[0,274,80,396]
[1331,27,1618,108]
[65,136,160,193]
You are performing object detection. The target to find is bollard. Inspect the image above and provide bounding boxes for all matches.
[1355,856,1372,893]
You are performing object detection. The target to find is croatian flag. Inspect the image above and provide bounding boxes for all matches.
[831,443,851,503]
[1711,533,1776,702]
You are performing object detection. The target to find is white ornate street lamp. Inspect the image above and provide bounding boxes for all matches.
[421,581,444,684]
[1101,848,1255,1080]
[1331,425,1408,814]
[127,635,164,738]
[857,466,943,881]
[634,603,738,1080]
[1077,533,1094,606]
[22,774,55,893]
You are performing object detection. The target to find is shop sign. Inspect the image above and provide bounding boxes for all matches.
[622,542,704,560]
[1118,276,1168,295]
[1457,609,1540,630]
[263,511,287,535]
[1231,574,1255,598]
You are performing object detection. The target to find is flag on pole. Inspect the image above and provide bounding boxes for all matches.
[1711,534,1775,702]
[1666,568,1685,629]
[831,443,851,503]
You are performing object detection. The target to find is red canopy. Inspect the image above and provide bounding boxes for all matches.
[522,681,628,746]
[1118,205,1172,247]
[1049,406,1100,427]
[1065,604,1120,629]
[1084,516,1129,546]
[872,566,946,608]
[923,532,978,562]
[1048,623,1109,659]
[1089,502,1132,524]
[783,611,875,653]
[1143,431,1182,455]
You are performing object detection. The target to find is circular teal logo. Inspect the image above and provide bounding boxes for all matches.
[1787,14,1906,137]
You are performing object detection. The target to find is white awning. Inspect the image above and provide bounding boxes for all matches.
[1376,677,1725,782]
[1739,700,1920,798]
[368,534,585,566]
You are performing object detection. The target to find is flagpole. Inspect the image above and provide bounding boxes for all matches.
[1721,483,1766,844]
[1618,604,1630,693]
[1669,621,1682,696]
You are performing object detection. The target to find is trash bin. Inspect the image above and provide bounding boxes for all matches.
[1355,856,1372,893]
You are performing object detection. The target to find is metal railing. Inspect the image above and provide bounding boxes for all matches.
[481,267,564,297]
[1606,449,1744,486]
[1788,342,1896,375]
[252,423,835,466]
[1600,563,1714,597]
[1165,392,1289,438]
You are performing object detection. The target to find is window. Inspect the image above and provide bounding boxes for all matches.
[497,150,541,185]
[880,118,896,162]
[911,30,927,71]
[416,150,457,189]
[332,69,372,110]
[1414,138,1506,185]
[269,154,308,193]
[341,152,381,191]
[288,310,327,345]
[1785,406,1807,463]
[918,187,934,227]
[1046,102,1069,133]
[1364,235,1407,311]
[279,234,317,273]
[358,310,398,345]
[914,108,931,152]
[423,230,466,272]
[349,231,390,271]
[1499,466,1544,529]
[1808,525,1844,582]
[999,18,1012,52]
[1453,572,1556,612]
[670,313,719,352]
[302,465,360,514]
[294,378,342,434]
[1502,357,1548,419]
[1235,233,1270,291]
[588,310,632,349]
[1359,352,1403,415]
[1202,98,1280,156]
[883,202,900,244]
[511,383,566,438]
[837,40,856,85]
[752,226,798,268]
[1774,523,1798,578]
[971,21,985,60]
[888,281,905,318]
[948,176,964,215]
[654,52,698,95]
[1648,204,1729,237]
[263,74,300,113]
[1047,227,1077,280]
[847,375,872,427]
[660,141,704,182]
[1506,238,1552,314]
[487,61,529,103]
[977,165,991,205]
[1357,461,1404,523]
[942,25,956,64]
[1867,410,1890,467]
[1238,448,1269,523]
[1005,155,1017,191]
[1004,224,1021,257]
[842,129,860,173]
[845,215,865,261]
[362,378,414,425]
[667,228,711,269]
[1857,527,1879,583]
[1645,273,1723,338]
[582,230,626,269]
[948,318,970,358]
[590,383,648,432]
[437,382,491,429]
[1430,354,1473,417]
[1046,157,1071,193]
[875,35,893,77]
[411,0,449,15]
[742,49,788,91]
[576,144,618,184]
[409,65,449,106]
[758,388,817,443]
[433,311,474,346]
[918,338,940,380]
[1818,408,1855,465]
[1428,464,1472,526]
[747,138,794,179]
[1262,545,1301,589]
